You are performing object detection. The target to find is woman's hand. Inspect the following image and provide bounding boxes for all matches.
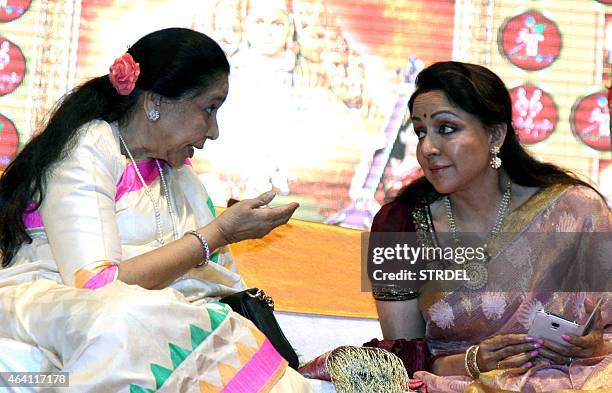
[539,329,606,365]
[476,334,541,372]
[539,304,607,365]
[430,334,540,376]
[214,191,299,244]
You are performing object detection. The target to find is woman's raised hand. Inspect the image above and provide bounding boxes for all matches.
[214,191,299,244]
[477,334,541,372]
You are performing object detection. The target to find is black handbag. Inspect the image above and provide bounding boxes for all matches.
[219,288,300,369]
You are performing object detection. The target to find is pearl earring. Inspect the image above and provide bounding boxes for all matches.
[490,145,502,169]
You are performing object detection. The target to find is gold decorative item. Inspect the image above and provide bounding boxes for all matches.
[326,346,408,393]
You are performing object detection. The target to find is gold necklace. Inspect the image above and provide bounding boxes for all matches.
[444,180,512,290]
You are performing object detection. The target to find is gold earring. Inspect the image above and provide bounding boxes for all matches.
[490,145,501,169]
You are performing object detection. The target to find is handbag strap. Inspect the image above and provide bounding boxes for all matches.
[246,288,275,311]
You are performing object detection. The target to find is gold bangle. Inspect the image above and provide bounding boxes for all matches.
[464,345,481,379]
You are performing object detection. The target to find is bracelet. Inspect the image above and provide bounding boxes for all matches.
[464,345,481,379]
[372,284,420,301]
[184,230,210,268]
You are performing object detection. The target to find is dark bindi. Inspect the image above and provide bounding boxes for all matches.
[423,113,427,118]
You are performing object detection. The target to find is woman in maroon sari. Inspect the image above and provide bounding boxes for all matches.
[372,62,611,392]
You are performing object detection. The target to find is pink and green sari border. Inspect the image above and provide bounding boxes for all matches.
[221,338,287,393]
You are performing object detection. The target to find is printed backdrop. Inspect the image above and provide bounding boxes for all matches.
[1,0,610,228]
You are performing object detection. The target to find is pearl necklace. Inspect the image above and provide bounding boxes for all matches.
[444,180,512,289]
[118,132,179,245]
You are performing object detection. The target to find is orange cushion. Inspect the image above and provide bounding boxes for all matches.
[229,217,377,318]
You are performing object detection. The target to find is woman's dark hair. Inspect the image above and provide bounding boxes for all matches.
[397,61,604,204]
[0,28,230,267]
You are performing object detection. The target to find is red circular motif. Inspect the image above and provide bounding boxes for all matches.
[499,10,561,71]
[0,113,20,170]
[571,92,611,152]
[0,36,26,95]
[0,0,31,22]
[509,84,558,143]
[595,0,612,4]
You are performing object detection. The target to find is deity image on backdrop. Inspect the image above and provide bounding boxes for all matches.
[211,0,245,59]
[292,0,329,89]
[195,0,392,221]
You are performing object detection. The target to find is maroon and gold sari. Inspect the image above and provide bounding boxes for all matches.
[374,184,611,392]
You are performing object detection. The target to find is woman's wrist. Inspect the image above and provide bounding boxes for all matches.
[180,223,227,268]
[429,353,467,376]
[200,221,229,248]
[184,230,210,267]
[210,218,234,246]
[428,354,447,374]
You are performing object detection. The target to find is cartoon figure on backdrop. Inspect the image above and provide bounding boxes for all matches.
[0,39,21,93]
[508,16,545,58]
[211,0,245,59]
[0,41,10,71]
[518,27,543,57]
[513,87,553,139]
[326,56,423,229]
[585,96,611,138]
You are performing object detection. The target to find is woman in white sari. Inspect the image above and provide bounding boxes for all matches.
[0,28,311,392]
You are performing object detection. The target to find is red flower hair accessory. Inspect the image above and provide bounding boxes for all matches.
[109,53,140,95]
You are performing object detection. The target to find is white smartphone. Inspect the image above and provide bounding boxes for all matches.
[527,298,602,347]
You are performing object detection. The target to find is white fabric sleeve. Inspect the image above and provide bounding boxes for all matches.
[40,120,123,286]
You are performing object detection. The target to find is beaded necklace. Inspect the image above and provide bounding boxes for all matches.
[118,132,179,245]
